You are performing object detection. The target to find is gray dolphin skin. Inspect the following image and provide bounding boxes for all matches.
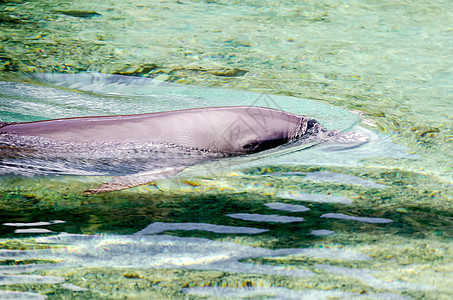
[0,106,329,193]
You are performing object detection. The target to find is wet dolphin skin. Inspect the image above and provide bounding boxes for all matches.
[0,106,324,154]
[0,106,327,192]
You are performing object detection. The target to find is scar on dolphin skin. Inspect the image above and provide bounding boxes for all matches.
[0,106,365,193]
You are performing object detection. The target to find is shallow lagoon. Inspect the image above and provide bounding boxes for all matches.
[0,0,452,299]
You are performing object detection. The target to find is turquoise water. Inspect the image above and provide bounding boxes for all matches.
[1,0,452,299]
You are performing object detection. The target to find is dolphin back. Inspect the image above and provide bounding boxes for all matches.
[0,106,311,154]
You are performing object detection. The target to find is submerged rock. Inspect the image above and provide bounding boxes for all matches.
[113,64,160,76]
[211,67,248,77]
[55,10,102,18]
[411,126,440,138]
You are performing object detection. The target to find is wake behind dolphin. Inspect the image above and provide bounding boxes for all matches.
[0,106,339,193]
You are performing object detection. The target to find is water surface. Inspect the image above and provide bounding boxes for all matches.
[0,0,452,299]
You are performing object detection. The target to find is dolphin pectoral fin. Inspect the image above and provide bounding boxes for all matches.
[84,166,186,194]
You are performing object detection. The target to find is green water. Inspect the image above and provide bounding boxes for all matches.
[0,0,452,299]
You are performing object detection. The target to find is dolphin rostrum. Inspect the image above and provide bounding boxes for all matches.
[0,106,334,193]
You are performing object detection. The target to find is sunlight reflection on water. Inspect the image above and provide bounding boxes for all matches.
[0,74,448,299]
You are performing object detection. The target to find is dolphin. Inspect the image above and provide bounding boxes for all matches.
[0,106,334,193]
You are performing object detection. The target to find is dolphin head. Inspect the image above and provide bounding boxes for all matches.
[238,114,328,154]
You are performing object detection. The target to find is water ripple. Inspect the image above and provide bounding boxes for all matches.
[320,213,393,224]
[134,222,268,235]
[227,213,305,223]
[264,202,310,212]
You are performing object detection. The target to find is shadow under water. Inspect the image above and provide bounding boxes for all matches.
[0,74,452,299]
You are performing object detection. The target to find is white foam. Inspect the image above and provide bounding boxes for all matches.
[209,262,314,277]
[4,220,65,227]
[4,222,51,227]
[227,213,304,223]
[320,213,393,224]
[182,286,350,299]
[51,220,66,224]
[0,234,317,278]
[0,234,368,279]
[0,263,60,274]
[0,233,383,291]
[14,228,54,234]
[0,274,64,286]
[135,222,268,235]
[264,202,310,212]
[0,291,46,300]
[61,283,88,291]
[316,264,434,291]
[182,286,409,299]
[278,192,353,205]
[272,247,372,261]
[303,171,388,188]
[311,229,335,236]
